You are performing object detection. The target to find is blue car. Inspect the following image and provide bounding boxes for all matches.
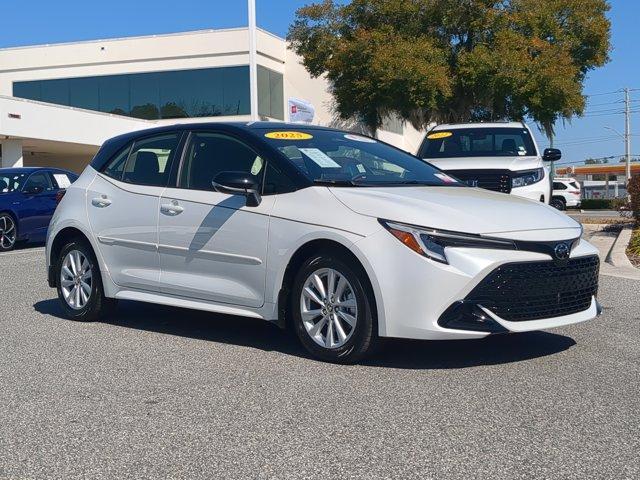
[0,167,78,251]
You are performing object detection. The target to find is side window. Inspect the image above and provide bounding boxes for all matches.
[263,162,296,195]
[122,134,180,187]
[102,145,131,181]
[24,171,54,192]
[180,132,264,191]
[553,182,567,190]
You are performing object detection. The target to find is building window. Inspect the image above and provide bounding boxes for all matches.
[257,65,284,120]
[13,66,251,120]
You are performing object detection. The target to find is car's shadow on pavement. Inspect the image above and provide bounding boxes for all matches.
[34,299,576,370]
[10,241,45,252]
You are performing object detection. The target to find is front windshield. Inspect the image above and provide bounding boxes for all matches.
[260,129,461,187]
[0,172,28,194]
[421,127,537,158]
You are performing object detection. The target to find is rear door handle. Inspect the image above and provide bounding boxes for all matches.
[91,196,112,208]
[160,202,184,215]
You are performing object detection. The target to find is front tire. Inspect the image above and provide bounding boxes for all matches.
[55,239,116,321]
[290,253,376,363]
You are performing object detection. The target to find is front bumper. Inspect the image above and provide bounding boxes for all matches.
[353,229,600,341]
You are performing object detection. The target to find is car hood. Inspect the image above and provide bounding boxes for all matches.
[329,186,579,235]
[425,156,541,172]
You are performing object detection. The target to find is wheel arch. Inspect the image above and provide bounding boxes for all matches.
[0,209,19,232]
[48,226,106,289]
[276,238,379,332]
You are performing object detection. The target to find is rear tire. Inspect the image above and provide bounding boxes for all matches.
[290,252,376,364]
[0,213,18,252]
[55,239,116,321]
[550,197,566,211]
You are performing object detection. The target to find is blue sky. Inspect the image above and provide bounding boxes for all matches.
[0,0,637,165]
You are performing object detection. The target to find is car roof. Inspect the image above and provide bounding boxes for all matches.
[0,167,74,174]
[90,121,356,173]
[105,121,342,144]
[431,122,526,130]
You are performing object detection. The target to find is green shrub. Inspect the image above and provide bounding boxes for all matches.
[580,198,622,210]
[627,228,640,257]
[628,176,640,223]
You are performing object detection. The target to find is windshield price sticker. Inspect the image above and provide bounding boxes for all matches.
[344,133,377,143]
[435,173,458,183]
[299,148,342,168]
[53,174,71,188]
[427,131,453,140]
[264,131,313,140]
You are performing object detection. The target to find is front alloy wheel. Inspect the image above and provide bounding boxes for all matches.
[0,214,17,252]
[291,253,376,363]
[300,268,358,349]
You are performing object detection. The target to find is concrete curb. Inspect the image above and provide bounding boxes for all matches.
[601,226,640,281]
[609,227,636,268]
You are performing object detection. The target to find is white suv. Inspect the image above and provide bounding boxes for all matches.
[551,177,582,210]
[46,123,600,363]
[418,122,561,204]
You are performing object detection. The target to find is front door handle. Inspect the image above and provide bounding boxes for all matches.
[91,195,112,208]
[160,201,184,216]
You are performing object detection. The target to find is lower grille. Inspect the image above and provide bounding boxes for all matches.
[465,256,599,322]
[445,169,512,193]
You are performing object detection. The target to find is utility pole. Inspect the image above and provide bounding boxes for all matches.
[248,0,259,121]
[549,133,555,183]
[624,87,632,183]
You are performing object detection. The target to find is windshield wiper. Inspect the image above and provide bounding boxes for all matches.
[313,179,359,187]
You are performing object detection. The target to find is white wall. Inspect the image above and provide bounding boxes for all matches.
[0,95,153,146]
[0,29,255,95]
[0,27,425,167]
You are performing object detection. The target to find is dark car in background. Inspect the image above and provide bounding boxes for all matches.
[0,167,78,251]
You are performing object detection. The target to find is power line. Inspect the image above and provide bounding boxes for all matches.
[585,100,624,107]
[553,137,620,147]
[554,155,625,166]
[585,89,623,97]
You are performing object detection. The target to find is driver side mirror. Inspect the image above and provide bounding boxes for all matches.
[543,148,562,162]
[212,171,262,207]
[23,185,44,195]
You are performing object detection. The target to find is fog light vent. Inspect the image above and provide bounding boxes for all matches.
[438,302,507,333]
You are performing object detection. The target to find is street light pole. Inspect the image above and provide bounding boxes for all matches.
[248,0,259,121]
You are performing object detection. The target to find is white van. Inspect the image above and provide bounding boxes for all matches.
[418,122,561,204]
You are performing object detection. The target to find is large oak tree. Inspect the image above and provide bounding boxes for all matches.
[288,0,611,136]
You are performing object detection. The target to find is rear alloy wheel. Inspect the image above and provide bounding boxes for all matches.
[60,249,93,310]
[291,253,376,363]
[550,197,566,211]
[56,240,116,321]
[0,214,17,252]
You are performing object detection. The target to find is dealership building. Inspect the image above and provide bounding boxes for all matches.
[0,27,423,173]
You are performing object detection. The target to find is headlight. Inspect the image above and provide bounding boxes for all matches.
[511,168,544,188]
[379,220,516,264]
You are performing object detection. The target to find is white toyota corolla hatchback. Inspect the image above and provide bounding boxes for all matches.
[46,123,601,363]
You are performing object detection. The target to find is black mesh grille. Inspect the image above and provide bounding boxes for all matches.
[445,169,512,193]
[465,256,599,322]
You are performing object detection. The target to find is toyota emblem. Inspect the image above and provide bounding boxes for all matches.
[554,242,570,260]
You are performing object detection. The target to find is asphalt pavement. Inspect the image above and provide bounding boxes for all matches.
[0,247,638,479]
